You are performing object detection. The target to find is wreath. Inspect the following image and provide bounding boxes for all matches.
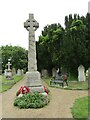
[16,86,30,96]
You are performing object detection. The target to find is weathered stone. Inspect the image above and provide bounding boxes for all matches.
[6,59,13,80]
[24,14,39,72]
[12,68,16,76]
[21,69,24,75]
[88,68,90,89]
[78,65,86,81]
[24,13,44,92]
[17,69,21,76]
[52,68,57,78]
[41,69,48,77]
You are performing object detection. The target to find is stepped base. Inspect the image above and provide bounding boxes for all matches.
[26,71,44,92]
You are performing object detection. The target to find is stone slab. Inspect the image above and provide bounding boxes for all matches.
[26,71,42,87]
[29,86,44,93]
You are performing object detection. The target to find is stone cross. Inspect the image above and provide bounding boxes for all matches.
[24,14,39,72]
[7,61,11,70]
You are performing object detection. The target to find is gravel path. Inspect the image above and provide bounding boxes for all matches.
[0,77,88,119]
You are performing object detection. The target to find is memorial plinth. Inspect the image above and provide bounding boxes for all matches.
[24,14,44,92]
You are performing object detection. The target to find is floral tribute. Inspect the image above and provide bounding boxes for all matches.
[44,86,50,94]
[16,85,50,97]
[16,86,30,96]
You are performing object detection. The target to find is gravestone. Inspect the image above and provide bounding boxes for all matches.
[4,69,7,76]
[41,69,48,77]
[6,59,12,80]
[86,69,88,80]
[17,69,21,76]
[88,68,90,89]
[24,13,44,92]
[21,69,24,75]
[78,65,86,81]
[52,68,57,78]
[12,68,16,76]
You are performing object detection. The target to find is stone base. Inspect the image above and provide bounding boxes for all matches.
[26,71,44,92]
[29,86,44,92]
[6,71,13,80]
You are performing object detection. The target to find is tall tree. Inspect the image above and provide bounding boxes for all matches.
[1,45,28,72]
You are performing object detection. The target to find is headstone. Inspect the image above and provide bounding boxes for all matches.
[0,70,2,75]
[78,65,86,81]
[12,68,16,76]
[41,69,48,77]
[24,13,44,92]
[17,69,21,76]
[52,68,57,78]
[88,68,90,89]
[86,69,88,80]
[6,59,13,80]
[4,69,7,76]
[21,69,24,75]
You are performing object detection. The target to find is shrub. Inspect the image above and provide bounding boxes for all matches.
[14,92,49,109]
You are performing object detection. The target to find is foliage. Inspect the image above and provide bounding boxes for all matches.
[36,23,64,73]
[14,92,49,109]
[71,96,89,119]
[1,45,28,72]
[37,13,90,76]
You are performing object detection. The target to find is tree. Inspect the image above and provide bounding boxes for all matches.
[1,45,28,72]
[36,23,64,73]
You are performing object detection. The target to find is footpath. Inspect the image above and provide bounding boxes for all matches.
[0,77,88,119]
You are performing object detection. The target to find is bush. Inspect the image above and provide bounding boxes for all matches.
[14,92,49,109]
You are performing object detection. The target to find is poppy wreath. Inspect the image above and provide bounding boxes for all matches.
[16,86,30,96]
[44,86,50,94]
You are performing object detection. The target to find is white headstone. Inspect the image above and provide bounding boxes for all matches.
[4,69,7,76]
[86,70,88,79]
[17,69,21,76]
[6,59,13,80]
[78,65,86,81]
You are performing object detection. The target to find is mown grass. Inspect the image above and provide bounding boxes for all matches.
[0,75,24,93]
[71,96,90,120]
[42,77,88,90]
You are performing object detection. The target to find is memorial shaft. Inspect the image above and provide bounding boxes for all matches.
[24,14,39,72]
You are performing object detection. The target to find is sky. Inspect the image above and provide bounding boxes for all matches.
[0,0,89,50]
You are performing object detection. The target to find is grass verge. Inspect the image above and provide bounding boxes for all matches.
[71,96,90,120]
[42,77,88,90]
[0,75,24,93]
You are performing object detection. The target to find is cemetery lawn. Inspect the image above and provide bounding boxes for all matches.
[0,75,24,93]
[71,96,90,119]
[43,77,88,90]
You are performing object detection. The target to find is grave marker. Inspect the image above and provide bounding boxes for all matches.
[24,14,44,92]
[78,65,85,81]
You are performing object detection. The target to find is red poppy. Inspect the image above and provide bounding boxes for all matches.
[44,86,49,94]
[17,86,30,96]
